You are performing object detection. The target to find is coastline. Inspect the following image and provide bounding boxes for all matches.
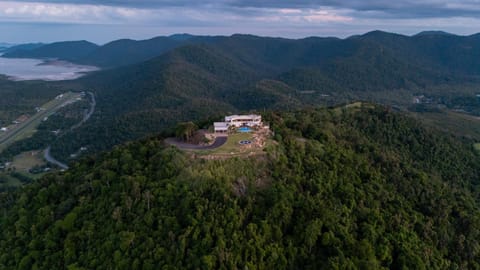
[0,56,99,81]
[36,59,97,70]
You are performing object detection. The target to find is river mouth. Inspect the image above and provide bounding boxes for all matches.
[0,56,99,81]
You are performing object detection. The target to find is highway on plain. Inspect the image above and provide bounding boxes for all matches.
[0,92,80,152]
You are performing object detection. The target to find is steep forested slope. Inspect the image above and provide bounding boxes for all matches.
[1,105,479,269]
[77,36,193,68]
[49,44,285,160]
[1,44,244,161]
[352,30,480,77]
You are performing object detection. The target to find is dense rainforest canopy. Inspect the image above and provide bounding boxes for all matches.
[1,105,479,269]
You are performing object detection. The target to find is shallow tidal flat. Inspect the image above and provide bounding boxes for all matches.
[0,56,98,81]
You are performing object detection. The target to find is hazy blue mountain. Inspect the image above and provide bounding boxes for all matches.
[168,33,196,41]
[3,41,98,62]
[4,31,480,74]
[414,30,456,36]
[352,30,480,76]
[1,43,44,54]
[3,35,200,68]
[0,43,14,52]
[76,36,192,68]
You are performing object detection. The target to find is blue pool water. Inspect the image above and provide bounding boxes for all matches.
[238,127,252,133]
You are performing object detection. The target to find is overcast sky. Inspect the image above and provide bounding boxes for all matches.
[1,0,480,44]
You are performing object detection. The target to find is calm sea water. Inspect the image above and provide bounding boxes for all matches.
[0,57,98,81]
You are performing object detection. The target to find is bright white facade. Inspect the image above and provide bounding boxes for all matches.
[214,114,262,132]
[213,122,229,133]
[225,114,262,127]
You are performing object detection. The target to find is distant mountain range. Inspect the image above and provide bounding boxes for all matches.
[3,30,480,161]
[3,41,97,62]
[4,30,480,72]
[38,30,480,161]
[2,35,201,67]
[0,43,13,52]
[1,43,43,53]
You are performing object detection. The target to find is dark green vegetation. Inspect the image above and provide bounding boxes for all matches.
[175,122,199,142]
[1,106,479,269]
[0,77,65,125]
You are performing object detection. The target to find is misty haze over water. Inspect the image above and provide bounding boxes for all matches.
[0,56,97,81]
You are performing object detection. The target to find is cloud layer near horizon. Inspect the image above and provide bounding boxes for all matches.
[1,0,480,43]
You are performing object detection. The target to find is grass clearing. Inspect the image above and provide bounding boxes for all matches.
[210,133,253,154]
[333,102,374,115]
[0,173,22,188]
[0,151,47,189]
[194,133,253,156]
[474,143,480,152]
[412,110,480,140]
[193,131,272,159]
[11,151,45,172]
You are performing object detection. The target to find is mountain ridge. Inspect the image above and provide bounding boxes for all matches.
[3,30,480,70]
[3,40,98,62]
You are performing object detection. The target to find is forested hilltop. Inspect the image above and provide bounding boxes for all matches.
[1,105,479,269]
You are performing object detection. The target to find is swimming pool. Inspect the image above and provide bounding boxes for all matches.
[238,127,252,133]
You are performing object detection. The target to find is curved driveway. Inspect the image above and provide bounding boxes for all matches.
[165,136,227,150]
[44,146,68,169]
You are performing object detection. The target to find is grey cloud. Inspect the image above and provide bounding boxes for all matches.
[231,0,480,18]
[9,0,480,19]
[10,0,207,7]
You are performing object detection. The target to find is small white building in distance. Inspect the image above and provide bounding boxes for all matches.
[214,114,262,133]
[214,122,229,133]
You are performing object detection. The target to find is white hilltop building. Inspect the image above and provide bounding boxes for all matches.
[214,122,229,133]
[214,114,262,133]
